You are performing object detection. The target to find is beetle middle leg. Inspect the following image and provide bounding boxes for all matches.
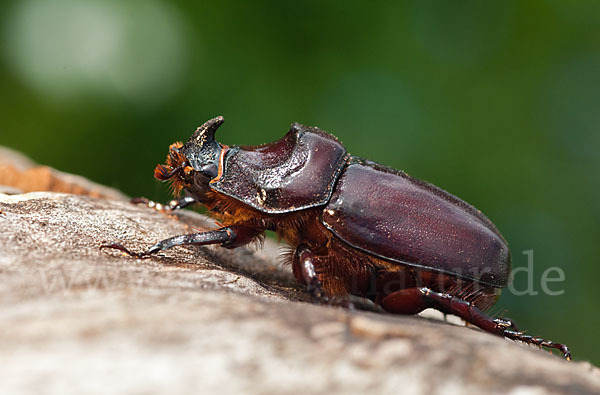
[101,225,263,258]
[380,287,571,360]
[293,244,327,301]
[292,244,353,308]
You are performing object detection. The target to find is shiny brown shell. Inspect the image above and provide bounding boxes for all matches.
[211,123,347,214]
[321,160,511,287]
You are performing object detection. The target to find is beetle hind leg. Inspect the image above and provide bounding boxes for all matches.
[381,287,571,360]
[418,288,571,359]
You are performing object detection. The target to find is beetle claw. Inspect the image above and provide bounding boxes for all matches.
[308,287,355,310]
[100,243,155,259]
[334,296,356,310]
[307,284,327,302]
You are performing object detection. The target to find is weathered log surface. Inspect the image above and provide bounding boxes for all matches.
[0,148,599,395]
[0,146,127,200]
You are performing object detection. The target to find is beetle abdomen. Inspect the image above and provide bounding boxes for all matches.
[322,160,511,287]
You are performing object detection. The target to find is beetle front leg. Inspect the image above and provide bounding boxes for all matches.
[131,196,197,212]
[101,225,263,258]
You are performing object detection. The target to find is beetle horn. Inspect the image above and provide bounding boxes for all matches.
[188,116,224,146]
[181,116,224,171]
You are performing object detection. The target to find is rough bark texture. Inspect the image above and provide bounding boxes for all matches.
[0,146,599,395]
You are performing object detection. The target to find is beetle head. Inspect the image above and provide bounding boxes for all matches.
[154,116,224,199]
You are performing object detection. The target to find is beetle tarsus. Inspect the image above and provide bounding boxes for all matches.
[307,282,327,301]
[503,330,572,361]
[131,196,197,212]
[307,283,354,309]
[493,317,518,331]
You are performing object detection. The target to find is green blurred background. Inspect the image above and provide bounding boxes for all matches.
[1,0,598,363]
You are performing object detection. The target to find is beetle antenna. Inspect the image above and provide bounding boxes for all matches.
[155,164,184,181]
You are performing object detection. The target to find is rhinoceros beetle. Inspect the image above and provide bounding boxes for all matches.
[103,116,571,359]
